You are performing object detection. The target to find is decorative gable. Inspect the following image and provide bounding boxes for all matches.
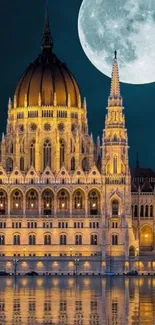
[56,166,70,184]
[72,167,86,184]
[25,167,40,184]
[41,167,55,184]
[9,167,24,184]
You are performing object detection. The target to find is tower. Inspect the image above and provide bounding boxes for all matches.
[102,52,137,272]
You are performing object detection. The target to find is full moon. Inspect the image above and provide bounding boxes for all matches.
[78,0,155,84]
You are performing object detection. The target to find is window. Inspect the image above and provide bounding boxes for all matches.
[27,222,37,228]
[145,205,149,217]
[60,139,65,168]
[113,156,117,174]
[30,140,35,167]
[42,110,53,118]
[28,111,38,118]
[6,157,13,172]
[13,234,20,245]
[140,205,144,217]
[74,222,83,228]
[43,140,51,169]
[90,234,98,245]
[0,235,5,245]
[27,191,38,210]
[20,157,24,171]
[73,191,83,209]
[29,234,36,245]
[44,234,51,245]
[82,157,89,171]
[71,157,75,171]
[17,112,24,119]
[75,234,82,245]
[112,222,118,228]
[0,222,6,228]
[58,222,68,228]
[89,222,99,228]
[43,222,52,228]
[58,191,68,210]
[12,222,21,229]
[134,205,138,218]
[150,205,153,217]
[112,200,119,216]
[112,234,118,245]
[60,234,67,245]
[89,191,99,215]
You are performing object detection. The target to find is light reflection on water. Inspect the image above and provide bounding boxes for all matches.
[0,276,155,324]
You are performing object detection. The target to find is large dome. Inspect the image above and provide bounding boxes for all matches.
[14,11,81,108]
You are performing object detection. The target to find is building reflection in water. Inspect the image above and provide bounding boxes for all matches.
[0,277,155,324]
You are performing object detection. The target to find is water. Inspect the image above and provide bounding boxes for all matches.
[0,276,155,324]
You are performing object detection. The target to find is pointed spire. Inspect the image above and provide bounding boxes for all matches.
[136,152,140,169]
[42,0,53,50]
[110,50,120,97]
[38,93,42,106]
[8,97,12,110]
[108,51,122,107]
[83,97,87,110]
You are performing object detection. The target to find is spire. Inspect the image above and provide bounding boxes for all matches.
[108,51,122,107]
[42,0,53,50]
[136,152,140,169]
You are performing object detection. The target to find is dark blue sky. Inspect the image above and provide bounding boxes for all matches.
[0,0,154,168]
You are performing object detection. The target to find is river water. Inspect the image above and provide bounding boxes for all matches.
[0,276,154,324]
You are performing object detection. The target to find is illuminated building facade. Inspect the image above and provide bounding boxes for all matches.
[0,8,154,274]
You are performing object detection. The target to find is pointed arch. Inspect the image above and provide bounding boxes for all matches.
[88,189,100,215]
[30,140,35,167]
[43,139,51,169]
[41,189,54,215]
[140,225,153,252]
[82,157,89,172]
[20,157,24,171]
[60,139,65,168]
[71,157,75,171]
[6,157,13,172]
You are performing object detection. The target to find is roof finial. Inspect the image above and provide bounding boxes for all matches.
[42,0,53,50]
[114,50,117,60]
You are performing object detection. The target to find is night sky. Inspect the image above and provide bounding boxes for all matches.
[0,0,154,168]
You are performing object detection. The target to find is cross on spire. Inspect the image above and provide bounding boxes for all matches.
[42,0,53,50]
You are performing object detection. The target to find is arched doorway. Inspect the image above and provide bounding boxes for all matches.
[140,225,153,252]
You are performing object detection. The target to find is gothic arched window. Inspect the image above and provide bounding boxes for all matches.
[82,157,89,172]
[113,156,117,174]
[30,140,35,167]
[140,205,144,217]
[6,157,13,172]
[29,234,36,245]
[75,234,82,245]
[73,191,83,209]
[60,139,65,168]
[44,234,51,245]
[43,140,51,169]
[112,234,118,245]
[60,234,67,245]
[0,234,5,245]
[150,205,153,218]
[20,157,24,171]
[13,234,20,245]
[112,200,119,216]
[71,157,75,171]
[90,234,98,245]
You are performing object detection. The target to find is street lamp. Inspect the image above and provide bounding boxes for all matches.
[13,259,18,277]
